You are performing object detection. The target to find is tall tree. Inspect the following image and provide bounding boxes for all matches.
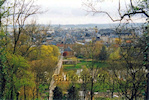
[81,66,90,99]
[6,53,30,99]
[82,41,102,100]
[8,0,41,54]
[29,45,59,99]
[108,38,147,100]
[0,1,42,99]
[0,31,7,99]
[18,21,50,57]
[83,1,149,98]
[53,86,63,100]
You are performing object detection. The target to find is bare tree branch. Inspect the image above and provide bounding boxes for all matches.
[83,0,149,22]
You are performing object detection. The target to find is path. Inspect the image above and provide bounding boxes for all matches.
[49,56,63,100]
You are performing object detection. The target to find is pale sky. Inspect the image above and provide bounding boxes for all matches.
[29,0,146,25]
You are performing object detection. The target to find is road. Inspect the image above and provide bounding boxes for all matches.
[49,56,63,100]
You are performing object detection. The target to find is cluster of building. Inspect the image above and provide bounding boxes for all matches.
[40,25,141,57]
[7,25,143,57]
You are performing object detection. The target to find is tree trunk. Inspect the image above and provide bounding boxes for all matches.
[0,53,8,98]
[111,80,114,98]
[146,71,149,100]
[24,85,26,100]
[36,76,39,99]
[0,9,1,27]
[32,88,35,100]
[83,90,86,100]
[16,91,20,100]
[90,78,94,100]
[0,59,6,99]
[36,86,39,99]
[10,74,14,100]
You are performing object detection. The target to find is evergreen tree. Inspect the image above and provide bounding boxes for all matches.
[67,85,79,100]
[53,86,62,100]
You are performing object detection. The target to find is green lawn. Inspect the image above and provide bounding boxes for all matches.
[63,65,82,71]
[76,61,109,68]
[63,60,109,71]
[95,97,122,100]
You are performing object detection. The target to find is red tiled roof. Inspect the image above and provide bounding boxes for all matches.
[56,44,64,47]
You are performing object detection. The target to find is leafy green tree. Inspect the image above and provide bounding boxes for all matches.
[0,0,51,100]
[53,86,63,100]
[98,46,108,61]
[0,32,7,99]
[39,84,49,99]
[80,41,102,100]
[108,43,147,99]
[72,43,83,58]
[81,66,90,99]
[16,22,50,57]
[109,47,120,60]
[67,85,79,100]
[51,45,60,57]
[67,70,78,83]
[5,53,30,99]
[0,51,6,99]
[29,45,59,99]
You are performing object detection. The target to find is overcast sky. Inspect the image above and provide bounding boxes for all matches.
[30,0,145,25]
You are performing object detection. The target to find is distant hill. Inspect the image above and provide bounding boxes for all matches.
[7,23,144,29]
[51,23,144,29]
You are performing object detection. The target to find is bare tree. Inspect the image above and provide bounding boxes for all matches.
[0,0,6,27]
[7,0,41,54]
[2,0,41,99]
[83,0,149,22]
[83,1,149,99]
[109,44,146,100]
[106,26,148,99]
[17,20,50,57]
[82,2,149,36]
[82,41,102,100]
